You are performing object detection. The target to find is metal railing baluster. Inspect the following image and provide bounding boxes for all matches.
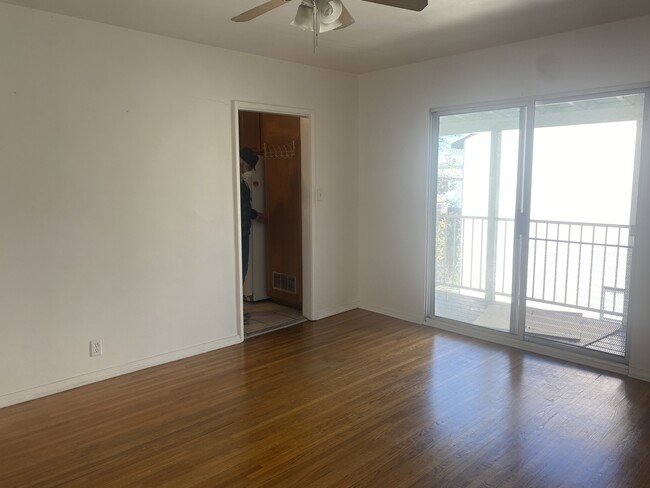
[588,225,596,309]
[478,218,482,290]
[531,222,538,298]
[469,218,474,289]
[552,222,560,302]
[542,222,549,300]
[614,227,621,292]
[435,216,630,322]
[600,227,609,315]
[576,225,583,307]
[563,223,570,305]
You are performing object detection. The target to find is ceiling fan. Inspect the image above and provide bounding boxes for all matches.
[232,0,428,50]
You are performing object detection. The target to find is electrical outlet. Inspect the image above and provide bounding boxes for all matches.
[90,339,103,357]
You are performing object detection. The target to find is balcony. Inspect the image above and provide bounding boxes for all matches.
[434,215,631,357]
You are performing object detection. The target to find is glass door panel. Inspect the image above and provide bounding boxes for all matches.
[434,107,522,332]
[525,93,645,357]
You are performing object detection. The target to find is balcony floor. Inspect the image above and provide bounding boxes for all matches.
[435,291,626,357]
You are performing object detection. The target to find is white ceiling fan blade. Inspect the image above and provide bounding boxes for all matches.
[362,0,428,11]
[231,0,293,22]
[335,4,355,30]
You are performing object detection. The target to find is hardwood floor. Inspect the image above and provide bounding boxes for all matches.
[2,309,650,487]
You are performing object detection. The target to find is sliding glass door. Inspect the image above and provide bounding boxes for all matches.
[432,107,523,332]
[524,93,645,357]
[429,90,647,362]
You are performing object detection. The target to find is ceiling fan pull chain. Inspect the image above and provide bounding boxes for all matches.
[313,1,319,53]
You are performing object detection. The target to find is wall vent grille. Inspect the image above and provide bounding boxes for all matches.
[272,272,297,294]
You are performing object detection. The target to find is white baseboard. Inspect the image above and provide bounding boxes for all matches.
[629,367,650,382]
[310,301,360,321]
[0,334,242,409]
[359,304,424,326]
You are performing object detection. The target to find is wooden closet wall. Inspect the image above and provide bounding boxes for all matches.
[239,111,302,309]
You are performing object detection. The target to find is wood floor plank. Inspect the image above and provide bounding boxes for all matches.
[1,310,650,487]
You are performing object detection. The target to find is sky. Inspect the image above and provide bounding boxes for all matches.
[458,120,638,226]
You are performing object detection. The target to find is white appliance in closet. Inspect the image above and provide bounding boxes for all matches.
[243,156,269,302]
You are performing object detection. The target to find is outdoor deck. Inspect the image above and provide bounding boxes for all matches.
[434,216,631,358]
[435,290,626,356]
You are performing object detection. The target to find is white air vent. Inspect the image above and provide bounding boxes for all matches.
[272,272,297,294]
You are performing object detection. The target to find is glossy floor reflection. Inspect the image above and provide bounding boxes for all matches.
[2,310,649,487]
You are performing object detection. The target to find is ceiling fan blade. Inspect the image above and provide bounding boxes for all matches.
[361,0,428,11]
[335,4,355,30]
[231,0,293,22]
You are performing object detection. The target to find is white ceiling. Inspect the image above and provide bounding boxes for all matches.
[3,0,650,73]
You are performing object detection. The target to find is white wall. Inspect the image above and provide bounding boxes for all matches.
[358,16,650,379]
[0,3,358,406]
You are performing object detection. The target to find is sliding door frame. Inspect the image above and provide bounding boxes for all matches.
[520,87,648,364]
[426,85,650,369]
[512,102,535,341]
[427,101,529,337]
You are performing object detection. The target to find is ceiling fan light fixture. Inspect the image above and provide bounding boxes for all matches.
[291,0,345,33]
[316,0,343,32]
[315,0,343,23]
[291,3,314,31]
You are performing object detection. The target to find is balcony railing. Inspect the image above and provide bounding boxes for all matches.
[436,215,632,322]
